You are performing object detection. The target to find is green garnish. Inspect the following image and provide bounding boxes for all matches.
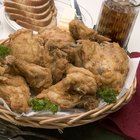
[97,87,118,103]
[29,98,58,114]
[0,45,11,59]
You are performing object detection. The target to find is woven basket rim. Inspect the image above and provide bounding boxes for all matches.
[0,39,137,129]
[0,78,136,129]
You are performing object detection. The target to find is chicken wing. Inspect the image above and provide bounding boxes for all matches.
[37,65,98,110]
[69,20,111,42]
[0,74,30,113]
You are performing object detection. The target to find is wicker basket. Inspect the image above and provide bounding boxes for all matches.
[0,39,137,129]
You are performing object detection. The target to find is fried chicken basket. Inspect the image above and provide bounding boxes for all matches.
[0,39,137,129]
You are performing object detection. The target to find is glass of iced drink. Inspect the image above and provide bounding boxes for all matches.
[96,0,140,50]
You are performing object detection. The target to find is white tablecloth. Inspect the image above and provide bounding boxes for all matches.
[0,0,140,52]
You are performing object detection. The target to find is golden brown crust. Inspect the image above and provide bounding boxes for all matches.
[69,20,111,42]
[0,74,30,113]
[37,65,98,109]
[39,26,75,43]
[8,29,44,64]
[78,40,129,92]
[0,22,129,112]
[9,28,32,39]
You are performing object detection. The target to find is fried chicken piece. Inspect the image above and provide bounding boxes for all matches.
[43,39,79,84]
[44,39,82,66]
[41,44,68,84]
[69,20,111,42]
[7,28,77,84]
[8,29,44,65]
[38,26,76,67]
[37,65,99,110]
[6,55,52,93]
[78,40,129,92]
[39,26,75,45]
[0,66,5,76]
[0,74,30,113]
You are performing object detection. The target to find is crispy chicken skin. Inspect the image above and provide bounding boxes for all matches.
[0,20,129,112]
[78,40,129,91]
[39,26,75,45]
[69,20,111,42]
[6,55,52,93]
[0,66,5,76]
[8,29,44,65]
[37,65,99,110]
[42,42,69,84]
[0,74,30,113]
[42,39,81,83]
[44,39,82,66]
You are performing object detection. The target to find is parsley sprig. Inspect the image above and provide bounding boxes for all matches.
[97,87,118,103]
[29,98,58,114]
[0,45,11,59]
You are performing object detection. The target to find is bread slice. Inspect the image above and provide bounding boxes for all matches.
[12,0,48,6]
[4,0,57,31]
[16,16,57,31]
[5,6,52,19]
[8,10,56,27]
[4,0,53,13]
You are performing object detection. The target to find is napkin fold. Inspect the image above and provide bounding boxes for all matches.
[100,52,140,140]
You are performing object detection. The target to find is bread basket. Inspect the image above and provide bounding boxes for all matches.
[0,39,137,129]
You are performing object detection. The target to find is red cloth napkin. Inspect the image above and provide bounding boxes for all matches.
[100,52,140,140]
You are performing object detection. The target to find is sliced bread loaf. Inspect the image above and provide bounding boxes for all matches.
[4,0,53,13]
[5,6,53,19]
[8,11,55,27]
[16,16,57,31]
[4,0,57,31]
[12,0,48,6]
